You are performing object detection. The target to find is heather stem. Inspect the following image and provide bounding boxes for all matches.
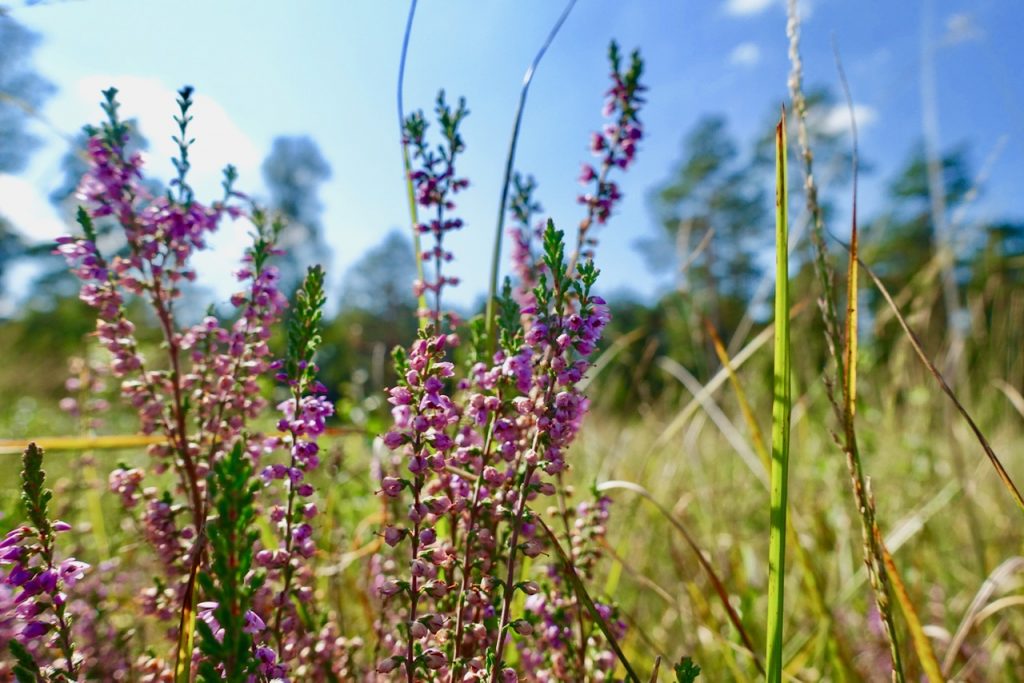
[449,413,497,682]
[553,472,589,676]
[272,384,305,652]
[150,285,205,531]
[405,469,424,683]
[39,541,79,677]
[490,463,537,682]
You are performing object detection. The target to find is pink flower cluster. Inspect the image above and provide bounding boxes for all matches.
[0,523,87,671]
[517,495,624,681]
[373,223,613,679]
[58,355,110,430]
[576,42,646,255]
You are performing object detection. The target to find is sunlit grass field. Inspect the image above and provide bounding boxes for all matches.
[3,286,1022,681]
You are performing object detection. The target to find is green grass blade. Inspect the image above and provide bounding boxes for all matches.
[766,107,791,683]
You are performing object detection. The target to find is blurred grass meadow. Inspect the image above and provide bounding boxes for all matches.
[1,1,1024,681]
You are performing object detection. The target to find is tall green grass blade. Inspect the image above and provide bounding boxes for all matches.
[484,0,577,349]
[706,320,853,678]
[765,107,791,683]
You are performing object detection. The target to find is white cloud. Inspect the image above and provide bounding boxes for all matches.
[817,103,879,136]
[73,75,261,197]
[729,42,761,67]
[725,0,775,16]
[726,0,816,20]
[943,12,984,45]
[0,174,66,242]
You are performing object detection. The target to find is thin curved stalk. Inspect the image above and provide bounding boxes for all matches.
[536,516,643,682]
[859,256,1024,513]
[397,0,429,327]
[484,0,577,348]
[648,298,809,454]
[597,480,765,676]
[942,557,1024,675]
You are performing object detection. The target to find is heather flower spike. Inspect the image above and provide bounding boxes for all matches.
[2,444,85,680]
[507,173,545,309]
[574,40,646,265]
[404,90,470,329]
[55,86,298,672]
[264,263,335,656]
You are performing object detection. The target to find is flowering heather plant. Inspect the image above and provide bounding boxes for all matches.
[372,218,619,681]
[369,36,646,682]
[44,86,340,678]
[1,25,647,682]
[55,86,286,540]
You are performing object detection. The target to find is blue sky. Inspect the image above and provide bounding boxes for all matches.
[2,0,1022,311]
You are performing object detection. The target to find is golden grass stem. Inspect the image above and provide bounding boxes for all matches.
[878,535,945,681]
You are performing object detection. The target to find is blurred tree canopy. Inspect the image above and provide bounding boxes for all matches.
[262,135,332,295]
[0,62,1020,419]
[0,14,53,173]
[0,14,53,297]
